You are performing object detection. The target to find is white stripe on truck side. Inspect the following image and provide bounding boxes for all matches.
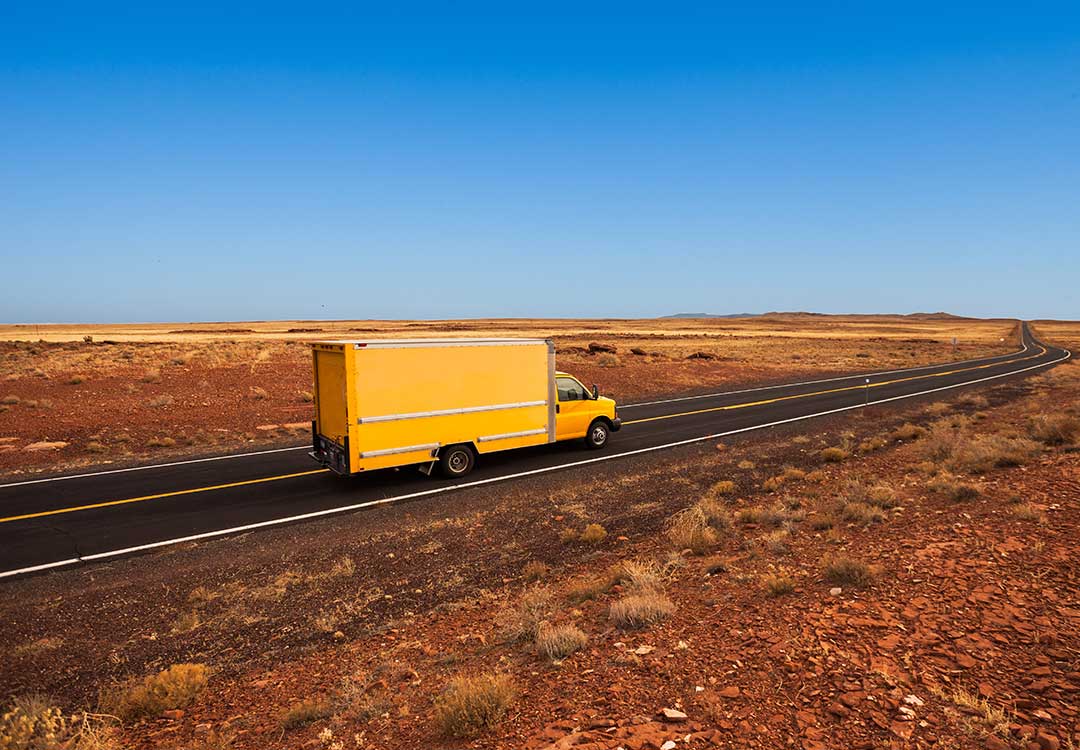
[357,400,547,424]
[359,442,440,459]
[476,428,548,443]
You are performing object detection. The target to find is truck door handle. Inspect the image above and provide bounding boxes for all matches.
[555,404,560,413]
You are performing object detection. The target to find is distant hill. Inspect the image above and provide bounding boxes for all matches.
[661,312,759,319]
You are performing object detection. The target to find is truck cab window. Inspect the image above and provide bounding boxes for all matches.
[557,377,586,401]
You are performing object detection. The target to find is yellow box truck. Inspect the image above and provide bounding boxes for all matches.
[309,338,621,478]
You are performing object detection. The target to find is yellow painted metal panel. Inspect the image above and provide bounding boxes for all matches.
[313,347,347,446]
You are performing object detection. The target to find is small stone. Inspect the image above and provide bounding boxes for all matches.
[661,742,677,750]
[332,630,345,641]
[635,645,655,655]
[904,695,925,707]
[717,686,740,698]
[662,708,688,721]
[1035,732,1060,750]
[25,441,69,451]
[830,587,843,596]
[162,709,184,720]
[984,736,1009,750]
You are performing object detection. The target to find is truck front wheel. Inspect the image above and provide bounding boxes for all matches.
[585,419,610,450]
[439,444,476,478]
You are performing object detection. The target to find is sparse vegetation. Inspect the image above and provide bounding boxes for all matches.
[609,591,676,629]
[500,586,553,643]
[249,386,269,400]
[535,622,588,661]
[579,523,607,544]
[891,423,927,441]
[99,663,210,723]
[522,560,549,582]
[298,390,314,403]
[147,395,174,408]
[666,506,718,554]
[1,395,20,405]
[280,697,334,730]
[822,555,875,588]
[1011,502,1044,521]
[1026,413,1080,445]
[434,673,515,738]
[820,446,849,463]
[706,479,736,497]
[926,473,981,501]
[763,572,796,597]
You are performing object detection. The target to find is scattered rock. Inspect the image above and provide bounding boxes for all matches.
[630,347,647,355]
[829,587,843,596]
[162,709,184,720]
[588,342,617,354]
[661,708,688,721]
[25,441,68,451]
[661,742,677,750]
[717,686,740,698]
[686,351,716,360]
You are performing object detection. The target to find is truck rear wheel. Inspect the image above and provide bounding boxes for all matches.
[439,444,475,478]
[585,419,610,450]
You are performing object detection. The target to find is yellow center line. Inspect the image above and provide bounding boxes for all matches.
[623,345,1047,426]
[0,469,328,524]
[1,344,1049,526]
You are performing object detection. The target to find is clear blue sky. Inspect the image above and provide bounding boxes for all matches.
[2,3,1078,323]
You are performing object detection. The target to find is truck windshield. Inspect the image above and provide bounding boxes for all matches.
[557,377,587,401]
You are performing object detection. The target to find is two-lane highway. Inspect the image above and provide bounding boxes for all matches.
[0,323,1069,578]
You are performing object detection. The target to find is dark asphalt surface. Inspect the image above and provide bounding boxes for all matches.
[0,323,1069,577]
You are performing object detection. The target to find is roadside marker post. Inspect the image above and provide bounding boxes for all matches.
[865,378,870,407]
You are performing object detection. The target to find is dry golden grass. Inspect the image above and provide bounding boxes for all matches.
[579,523,607,544]
[534,622,588,661]
[500,586,554,643]
[763,572,796,597]
[665,506,719,555]
[1027,413,1080,445]
[822,555,875,588]
[522,561,549,582]
[434,673,515,738]
[280,697,333,730]
[609,591,676,629]
[820,446,850,463]
[99,663,210,723]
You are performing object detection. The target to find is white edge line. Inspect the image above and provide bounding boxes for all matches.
[0,332,1033,488]
[1,345,1067,580]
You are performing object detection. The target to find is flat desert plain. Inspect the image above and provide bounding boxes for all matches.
[0,314,1021,479]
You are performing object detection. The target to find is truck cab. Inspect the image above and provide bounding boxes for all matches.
[554,371,621,447]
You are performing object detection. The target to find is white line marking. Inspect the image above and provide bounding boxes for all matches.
[0,332,1031,488]
[0,343,1066,580]
[0,446,308,489]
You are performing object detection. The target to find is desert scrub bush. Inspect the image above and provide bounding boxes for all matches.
[737,460,755,470]
[950,434,1040,473]
[596,353,620,367]
[280,697,334,730]
[1,395,20,405]
[500,586,553,643]
[1011,503,1044,521]
[535,622,588,661]
[609,559,666,594]
[249,386,269,401]
[298,390,314,403]
[706,479,736,498]
[522,560,549,582]
[759,528,791,555]
[579,523,607,544]
[0,695,66,750]
[822,555,875,588]
[565,576,608,604]
[434,673,515,738]
[696,497,732,530]
[763,573,796,597]
[100,663,210,723]
[926,473,980,502]
[147,437,177,448]
[609,591,675,629]
[891,423,927,442]
[819,446,850,463]
[839,502,886,525]
[141,369,161,383]
[858,435,888,454]
[957,392,989,408]
[665,507,718,555]
[85,441,108,454]
[67,375,85,385]
[1027,413,1080,446]
[147,395,174,408]
[558,527,579,544]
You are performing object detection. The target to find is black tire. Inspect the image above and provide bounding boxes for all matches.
[439,444,475,478]
[584,419,610,450]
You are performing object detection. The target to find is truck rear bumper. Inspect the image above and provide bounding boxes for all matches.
[310,421,351,475]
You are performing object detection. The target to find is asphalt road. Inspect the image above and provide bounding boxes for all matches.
[0,323,1070,578]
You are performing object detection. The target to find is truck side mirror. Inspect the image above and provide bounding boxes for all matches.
[592,384,599,399]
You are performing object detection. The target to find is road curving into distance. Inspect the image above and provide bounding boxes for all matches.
[0,323,1070,579]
